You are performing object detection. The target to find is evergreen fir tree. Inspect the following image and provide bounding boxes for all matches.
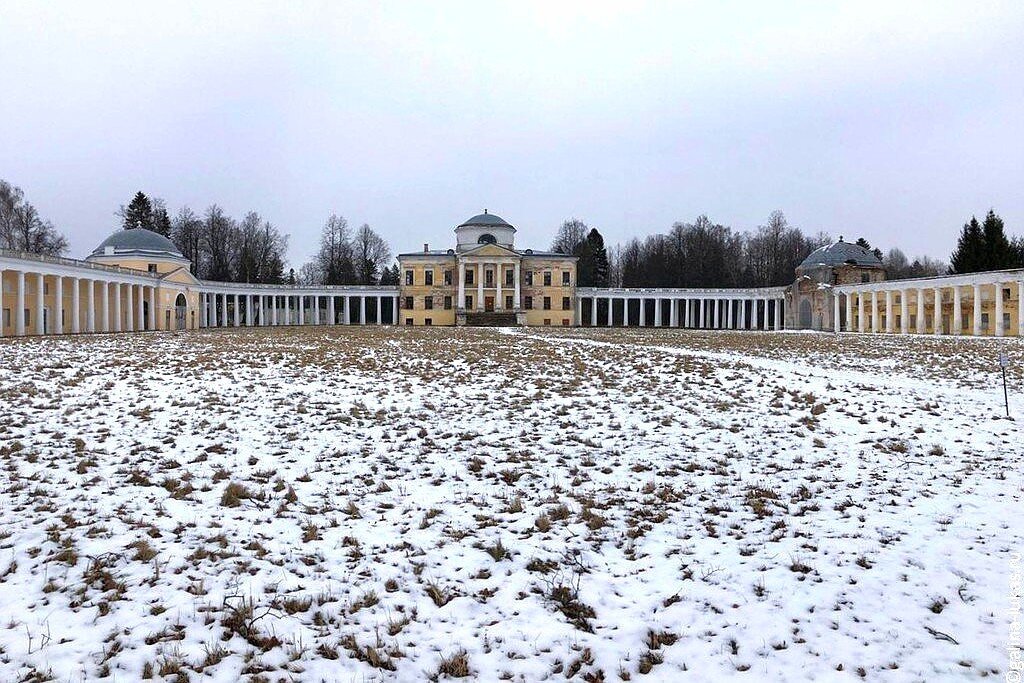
[980,210,1015,269]
[586,228,610,286]
[121,191,154,230]
[950,216,985,273]
[152,207,172,237]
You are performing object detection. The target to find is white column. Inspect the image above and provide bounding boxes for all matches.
[752,299,760,329]
[775,300,783,330]
[995,283,1005,337]
[591,298,597,326]
[972,284,982,336]
[857,292,865,333]
[711,299,718,329]
[122,283,132,332]
[884,290,893,334]
[476,264,484,310]
[136,285,144,331]
[295,295,302,325]
[699,299,706,329]
[343,296,350,325]
[328,296,335,325]
[870,291,879,333]
[607,298,613,326]
[834,293,841,333]
[738,299,745,329]
[393,296,399,324]
[654,298,661,327]
[14,271,25,336]
[1019,281,1024,337]
[458,262,466,309]
[952,286,962,335]
[670,299,678,327]
[246,295,253,327]
[377,296,383,324]
[899,290,909,334]
[231,294,239,327]
[71,278,81,333]
[639,299,645,327]
[149,286,157,330]
[34,274,45,334]
[101,281,110,333]
[86,279,95,333]
[113,282,122,333]
[916,288,925,334]
[933,288,942,335]
[513,264,520,310]
[845,291,852,334]
[53,276,63,335]
[360,296,366,324]
[496,265,503,310]
[271,296,277,325]
[621,299,628,327]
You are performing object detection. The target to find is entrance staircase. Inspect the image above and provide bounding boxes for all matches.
[464,312,518,327]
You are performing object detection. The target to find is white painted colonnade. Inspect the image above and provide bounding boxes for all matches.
[575,287,788,329]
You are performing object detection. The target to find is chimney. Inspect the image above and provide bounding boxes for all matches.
[423,243,429,253]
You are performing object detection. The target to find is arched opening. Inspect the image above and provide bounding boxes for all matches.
[799,299,812,329]
[175,293,187,330]
[478,233,497,245]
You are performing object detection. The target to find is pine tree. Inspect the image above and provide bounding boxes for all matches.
[152,207,172,237]
[950,216,985,273]
[121,191,154,230]
[980,210,1016,269]
[586,228,610,286]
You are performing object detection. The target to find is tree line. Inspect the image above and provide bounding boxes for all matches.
[949,210,1024,274]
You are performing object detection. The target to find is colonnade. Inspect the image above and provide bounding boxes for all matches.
[0,265,162,337]
[575,289,787,330]
[834,271,1024,337]
[198,292,400,328]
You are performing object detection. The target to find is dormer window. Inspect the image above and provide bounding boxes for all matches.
[148,264,158,273]
[478,234,497,245]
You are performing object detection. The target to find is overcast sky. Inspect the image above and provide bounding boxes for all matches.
[1,1,1021,267]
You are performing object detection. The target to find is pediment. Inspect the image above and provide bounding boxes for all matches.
[461,243,519,258]
[160,266,200,286]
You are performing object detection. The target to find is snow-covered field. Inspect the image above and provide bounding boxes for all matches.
[0,326,1021,682]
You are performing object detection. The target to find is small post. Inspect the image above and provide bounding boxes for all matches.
[999,352,1010,418]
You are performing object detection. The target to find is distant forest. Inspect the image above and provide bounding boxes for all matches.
[2,179,1021,287]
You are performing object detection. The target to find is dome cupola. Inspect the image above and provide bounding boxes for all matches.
[454,210,515,251]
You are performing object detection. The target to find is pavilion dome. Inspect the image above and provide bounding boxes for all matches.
[454,210,516,251]
[798,239,882,270]
[89,228,185,260]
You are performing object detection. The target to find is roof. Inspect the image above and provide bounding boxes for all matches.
[90,228,185,259]
[457,211,515,231]
[798,240,883,269]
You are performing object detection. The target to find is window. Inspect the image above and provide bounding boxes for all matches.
[505,269,514,286]
[485,269,494,287]
[2,308,8,328]
[405,318,413,326]
[981,313,989,327]
[525,271,534,286]
[465,269,474,285]
[425,296,434,310]
[562,319,570,327]
[405,270,414,286]
[478,233,497,244]
[404,296,413,310]
[505,295,513,309]
[148,264,158,273]
[425,318,433,326]
[562,297,570,310]
[543,318,551,326]
[425,269,434,286]
[543,296,551,310]
[562,271,570,286]
[861,273,870,283]
[444,270,453,286]
[543,272,552,286]
[524,296,533,310]
[465,295,473,310]
[444,296,452,310]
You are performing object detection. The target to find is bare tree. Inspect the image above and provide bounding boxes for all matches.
[551,218,588,255]
[0,179,68,256]
[171,206,204,274]
[354,223,391,285]
[203,205,237,282]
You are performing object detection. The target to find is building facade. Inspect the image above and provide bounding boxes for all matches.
[396,212,577,327]
[0,212,1022,338]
